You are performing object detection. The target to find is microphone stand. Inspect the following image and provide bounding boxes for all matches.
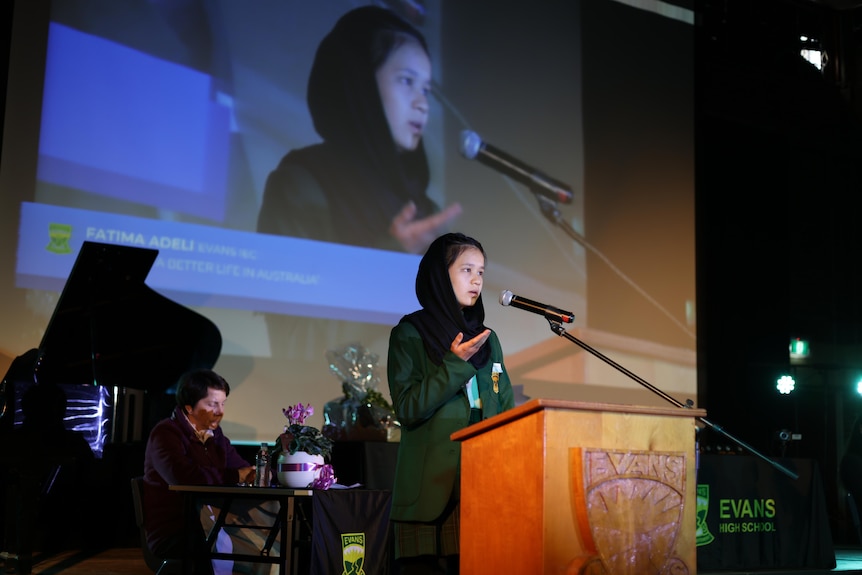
[532,192,799,480]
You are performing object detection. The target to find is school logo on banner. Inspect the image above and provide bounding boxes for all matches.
[340,532,366,575]
[696,484,715,546]
[696,480,778,544]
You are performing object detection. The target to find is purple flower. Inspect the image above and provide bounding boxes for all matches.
[283,403,315,426]
[276,403,333,458]
[311,464,336,490]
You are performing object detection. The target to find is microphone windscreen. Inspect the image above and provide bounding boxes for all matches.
[459,130,482,160]
[499,289,514,306]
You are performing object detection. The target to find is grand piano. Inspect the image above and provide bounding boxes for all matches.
[0,241,222,567]
[0,240,222,456]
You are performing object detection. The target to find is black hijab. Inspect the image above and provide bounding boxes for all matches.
[280,6,438,248]
[403,233,491,369]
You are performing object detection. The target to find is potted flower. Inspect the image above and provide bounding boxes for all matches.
[272,403,335,489]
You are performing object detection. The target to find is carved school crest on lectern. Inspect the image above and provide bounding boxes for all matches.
[567,448,689,575]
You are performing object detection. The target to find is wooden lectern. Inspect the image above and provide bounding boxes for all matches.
[451,398,705,575]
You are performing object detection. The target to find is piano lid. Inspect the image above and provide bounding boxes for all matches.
[32,241,221,392]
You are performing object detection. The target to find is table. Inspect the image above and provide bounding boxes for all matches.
[170,484,312,575]
[171,484,394,575]
[696,455,836,571]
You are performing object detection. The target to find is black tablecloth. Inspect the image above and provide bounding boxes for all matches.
[696,454,835,571]
[310,489,392,575]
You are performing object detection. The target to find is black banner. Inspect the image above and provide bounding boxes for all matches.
[696,455,835,571]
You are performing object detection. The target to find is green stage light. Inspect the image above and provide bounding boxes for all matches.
[777,375,795,395]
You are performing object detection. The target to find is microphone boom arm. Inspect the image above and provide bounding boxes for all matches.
[544,319,798,480]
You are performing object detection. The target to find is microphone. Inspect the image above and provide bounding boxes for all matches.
[459,130,573,204]
[499,290,574,324]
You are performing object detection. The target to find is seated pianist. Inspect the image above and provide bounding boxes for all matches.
[144,368,275,575]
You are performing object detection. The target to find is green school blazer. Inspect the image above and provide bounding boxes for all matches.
[387,320,515,523]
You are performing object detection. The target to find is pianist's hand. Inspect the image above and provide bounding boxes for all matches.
[238,466,255,485]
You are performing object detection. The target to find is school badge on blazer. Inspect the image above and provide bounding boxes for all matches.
[492,362,502,393]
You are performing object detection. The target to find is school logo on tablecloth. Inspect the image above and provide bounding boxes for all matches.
[340,532,366,575]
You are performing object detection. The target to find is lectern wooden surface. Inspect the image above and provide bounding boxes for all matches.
[451,398,704,575]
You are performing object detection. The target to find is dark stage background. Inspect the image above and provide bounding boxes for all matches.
[696,0,862,546]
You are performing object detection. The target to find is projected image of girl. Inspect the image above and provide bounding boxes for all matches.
[256,5,462,254]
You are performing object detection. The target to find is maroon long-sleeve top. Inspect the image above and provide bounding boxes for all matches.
[143,406,250,554]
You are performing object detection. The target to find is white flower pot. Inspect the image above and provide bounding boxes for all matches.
[275,451,324,488]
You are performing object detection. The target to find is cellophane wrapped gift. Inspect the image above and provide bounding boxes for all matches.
[323,343,400,442]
